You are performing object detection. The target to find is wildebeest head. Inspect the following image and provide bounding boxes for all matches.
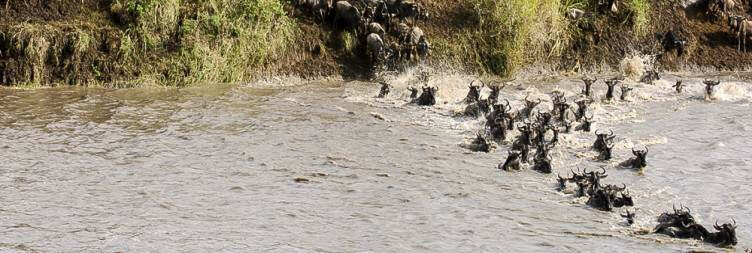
[557,173,569,191]
[578,114,594,132]
[621,209,636,225]
[713,219,738,246]
[464,80,483,103]
[377,82,391,98]
[631,146,648,168]
[594,129,615,151]
[471,133,491,153]
[575,98,592,120]
[488,84,504,104]
[605,79,619,100]
[620,84,633,101]
[673,80,684,93]
[617,190,634,207]
[703,80,721,97]
[417,86,438,106]
[582,77,597,97]
[525,95,542,108]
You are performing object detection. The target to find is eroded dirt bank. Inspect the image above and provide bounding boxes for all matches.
[2,0,752,86]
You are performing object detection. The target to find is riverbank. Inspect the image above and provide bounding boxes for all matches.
[1,0,752,87]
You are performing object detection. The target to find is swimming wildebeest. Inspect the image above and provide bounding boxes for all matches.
[533,154,553,174]
[464,80,483,103]
[620,84,633,101]
[622,209,636,225]
[621,146,648,169]
[599,142,615,161]
[703,80,721,100]
[641,70,660,85]
[582,77,597,97]
[468,133,492,152]
[488,84,503,104]
[575,98,592,121]
[519,95,542,119]
[377,81,391,98]
[489,117,508,142]
[655,205,738,247]
[673,80,684,93]
[415,86,438,106]
[605,79,619,101]
[576,114,594,132]
[463,98,491,118]
[593,129,615,152]
[407,87,418,99]
[553,97,571,122]
[499,150,522,171]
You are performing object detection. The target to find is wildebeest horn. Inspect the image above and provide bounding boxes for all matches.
[618,183,626,191]
[608,129,614,136]
[595,129,601,135]
[715,220,722,230]
[732,218,737,228]
[504,99,511,110]
[644,146,649,154]
[600,167,606,175]
[632,147,637,156]
[683,220,692,228]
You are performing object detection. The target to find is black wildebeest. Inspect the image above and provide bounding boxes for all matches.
[464,80,483,103]
[582,77,597,97]
[703,80,721,100]
[620,84,633,101]
[605,79,619,101]
[576,114,594,132]
[415,86,438,106]
[673,80,684,93]
[621,146,648,169]
[499,150,522,171]
[377,82,391,98]
[622,209,636,225]
[655,205,738,247]
[593,129,615,152]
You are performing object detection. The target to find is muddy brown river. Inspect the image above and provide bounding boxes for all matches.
[0,73,750,252]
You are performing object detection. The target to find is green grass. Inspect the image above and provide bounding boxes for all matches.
[466,0,573,76]
[626,0,651,36]
[111,0,297,86]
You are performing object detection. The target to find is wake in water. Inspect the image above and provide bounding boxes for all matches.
[349,63,751,249]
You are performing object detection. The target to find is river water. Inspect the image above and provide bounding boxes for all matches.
[0,72,750,252]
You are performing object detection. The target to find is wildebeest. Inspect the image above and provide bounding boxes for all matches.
[377,81,391,98]
[673,80,684,93]
[367,33,386,64]
[415,86,438,106]
[605,79,619,101]
[621,146,648,169]
[593,129,615,152]
[519,95,542,119]
[533,154,553,174]
[582,77,597,97]
[655,205,738,247]
[599,142,615,161]
[641,70,660,85]
[464,80,483,103]
[622,209,636,225]
[488,84,503,104]
[620,84,633,101]
[293,0,333,21]
[576,114,594,132]
[407,87,418,99]
[334,1,361,31]
[729,15,752,52]
[396,0,428,24]
[708,0,737,20]
[467,133,492,152]
[499,150,522,171]
[703,80,721,99]
[659,30,687,56]
[367,22,386,38]
[575,98,592,121]
[489,117,508,142]
[463,98,490,118]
